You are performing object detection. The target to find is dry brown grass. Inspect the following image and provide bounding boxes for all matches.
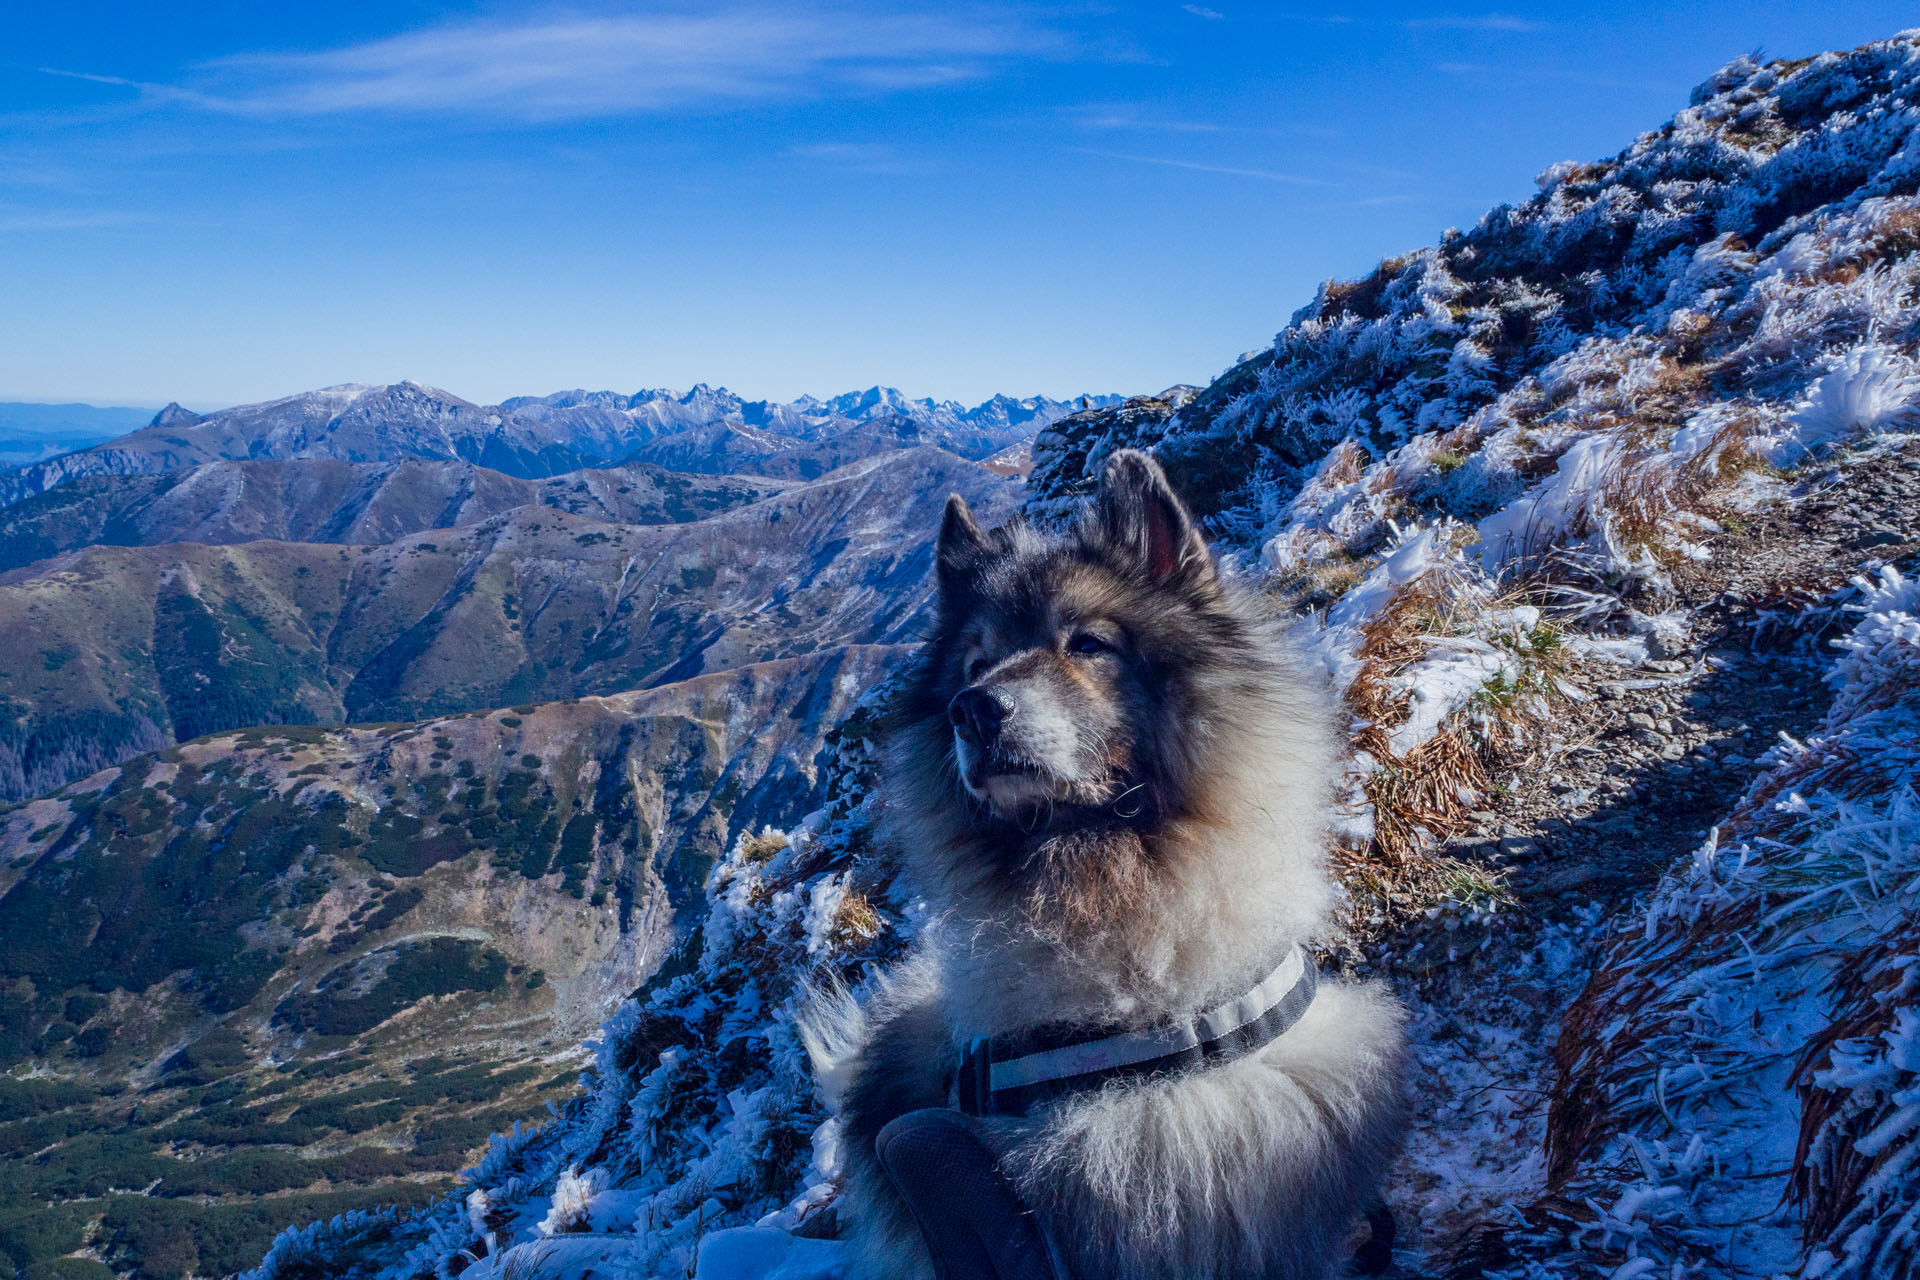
[1354,728,1490,873]
[1318,254,1412,319]
[1342,579,1447,762]
[1625,355,1724,436]
[1669,309,1716,362]
[1680,409,1762,488]
[1437,413,1493,457]
[1592,460,1685,557]
[1504,398,1759,582]
[828,889,883,950]
[1852,206,1920,269]
[1717,110,1797,156]
[1555,161,1613,187]
[1597,406,1757,567]
[1510,433,1571,480]
[1319,438,1369,486]
[1330,570,1545,924]
[738,829,791,864]
[1266,553,1371,614]
[1811,261,1865,288]
[1544,885,1766,1187]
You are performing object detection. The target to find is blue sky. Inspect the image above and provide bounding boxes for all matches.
[1,3,1910,409]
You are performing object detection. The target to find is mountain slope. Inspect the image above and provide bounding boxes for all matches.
[232,31,1920,1280]
[0,447,1014,801]
[1030,38,1920,528]
[0,457,788,574]
[0,644,896,1280]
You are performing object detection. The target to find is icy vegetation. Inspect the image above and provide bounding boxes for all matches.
[1539,567,1920,1278]
[246,33,1920,1280]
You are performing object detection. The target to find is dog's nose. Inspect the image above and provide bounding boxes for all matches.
[948,687,1009,750]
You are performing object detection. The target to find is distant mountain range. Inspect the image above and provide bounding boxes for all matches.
[0,382,1119,505]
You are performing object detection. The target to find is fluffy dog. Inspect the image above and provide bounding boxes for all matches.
[805,451,1408,1279]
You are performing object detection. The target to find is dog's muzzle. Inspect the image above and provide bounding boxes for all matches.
[949,686,1010,751]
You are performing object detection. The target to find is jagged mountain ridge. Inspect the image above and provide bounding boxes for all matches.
[0,382,1118,506]
[0,456,790,574]
[620,411,1073,481]
[229,31,1920,1280]
[0,447,1016,802]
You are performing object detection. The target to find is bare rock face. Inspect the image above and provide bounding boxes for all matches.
[1025,387,1200,521]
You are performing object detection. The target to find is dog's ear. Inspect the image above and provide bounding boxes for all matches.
[936,493,989,589]
[1093,451,1212,586]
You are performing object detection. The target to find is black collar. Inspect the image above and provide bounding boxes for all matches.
[956,945,1318,1117]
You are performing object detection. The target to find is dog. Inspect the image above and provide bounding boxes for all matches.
[804,450,1408,1279]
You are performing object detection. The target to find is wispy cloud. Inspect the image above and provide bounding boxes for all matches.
[1182,5,1226,18]
[1072,148,1334,186]
[1403,13,1546,32]
[1073,109,1229,134]
[1068,107,1341,140]
[786,141,917,173]
[26,65,219,116]
[55,7,1069,120]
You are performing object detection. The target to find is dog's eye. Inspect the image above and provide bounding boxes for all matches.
[964,655,990,682]
[1067,632,1114,656]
